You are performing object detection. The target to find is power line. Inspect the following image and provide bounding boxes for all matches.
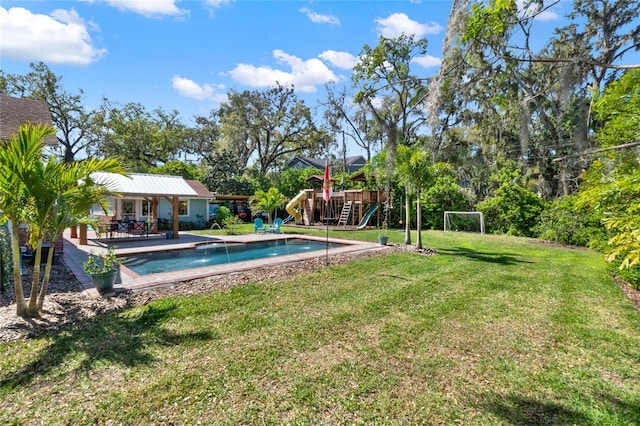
[552,142,640,162]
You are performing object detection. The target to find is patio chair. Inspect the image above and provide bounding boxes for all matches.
[130,220,147,237]
[267,217,283,234]
[116,221,129,237]
[254,218,266,234]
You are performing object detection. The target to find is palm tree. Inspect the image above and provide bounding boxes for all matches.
[409,149,432,249]
[0,124,125,316]
[35,158,124,310]
[395,145,433,249]
[395,145,414,245]
[250,187,287,224]
[0,124,55,316]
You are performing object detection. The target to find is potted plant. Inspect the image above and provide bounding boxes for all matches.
[83,246,122,293]
[378,222,389,245]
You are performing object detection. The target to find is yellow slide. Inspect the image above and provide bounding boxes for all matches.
[285,190,307,223]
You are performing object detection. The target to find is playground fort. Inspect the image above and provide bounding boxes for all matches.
[285,172,384,228]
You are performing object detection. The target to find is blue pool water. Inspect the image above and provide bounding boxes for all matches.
[121,238,345,275]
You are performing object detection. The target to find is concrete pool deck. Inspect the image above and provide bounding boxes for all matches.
[62,229,387,297]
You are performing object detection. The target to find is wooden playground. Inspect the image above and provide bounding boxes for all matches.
[285,172,385,229]
[286,187,383,228]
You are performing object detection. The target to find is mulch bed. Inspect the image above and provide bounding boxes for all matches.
[0,245,427,343]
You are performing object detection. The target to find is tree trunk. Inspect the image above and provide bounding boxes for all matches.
[26,239,43,316]
[416,189,423,250]
[404,187,411,245]
[37,238,57,309]
[11,225,27,317]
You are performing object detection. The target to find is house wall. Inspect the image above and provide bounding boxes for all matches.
[92,197,210,227]
[156,198,209,226]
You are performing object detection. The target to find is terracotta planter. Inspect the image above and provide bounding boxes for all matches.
[91,270,118,293]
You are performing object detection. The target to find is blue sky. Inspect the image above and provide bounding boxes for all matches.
[0,0,629,157]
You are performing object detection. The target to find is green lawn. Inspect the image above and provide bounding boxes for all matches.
[1,230,639,425]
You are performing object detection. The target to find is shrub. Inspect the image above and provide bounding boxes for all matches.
[214,206,231,224]
[421,175,470,230]
[536,195,607,249]
[222,215,243,235]
[179,221,196,231]
[477,181,545,237]
[0,222,11,292]
[608,263,640,290]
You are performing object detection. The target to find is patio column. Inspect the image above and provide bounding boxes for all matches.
[79,223,88,245]
[150,197,159,233]
[172,195,179,239]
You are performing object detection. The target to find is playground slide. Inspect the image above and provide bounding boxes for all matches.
[282,215,294,224]
[285,190,307,223]
[356,202,378,230]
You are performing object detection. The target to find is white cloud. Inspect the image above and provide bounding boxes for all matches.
[204,0,235,14]
[516,0,559,21]
[535,10,559,21]
[0,6,106,65]
[375,13,443,38]
[319,50,357,70]
[171,75,227,102]
[228,50,340,93]
[205,0,235,8]
[300,7,340,25]
[412,54,441,68]
[95,0,189,18]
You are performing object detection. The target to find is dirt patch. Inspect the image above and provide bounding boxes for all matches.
[613,276,640,313]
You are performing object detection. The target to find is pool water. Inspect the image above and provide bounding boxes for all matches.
[121,238,344,275]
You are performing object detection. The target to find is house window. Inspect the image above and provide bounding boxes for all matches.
[178,200,189,216]
[141,200,151,217]
[121,199,135,220]
[90,200,114,217]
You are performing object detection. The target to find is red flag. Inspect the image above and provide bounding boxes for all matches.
[322,162,332,202]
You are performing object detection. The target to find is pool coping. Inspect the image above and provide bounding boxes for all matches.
[62,230,387,297]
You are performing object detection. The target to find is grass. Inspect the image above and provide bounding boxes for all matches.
[1,229,639,425]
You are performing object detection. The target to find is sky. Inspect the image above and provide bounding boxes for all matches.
[0,0,622,158]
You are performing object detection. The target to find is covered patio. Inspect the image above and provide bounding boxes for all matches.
[73,173,215,245]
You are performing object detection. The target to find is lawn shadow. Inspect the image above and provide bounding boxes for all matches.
[482,394,589,425]
[0,300,215,390]
[438,247,534,265]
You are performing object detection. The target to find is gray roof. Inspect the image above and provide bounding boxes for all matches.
[286,156,366,171]
[0,95,58,145]
[92,172,215,198]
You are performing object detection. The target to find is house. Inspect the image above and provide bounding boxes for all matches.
[0,95,58,145]
[89,172,216,240]
[286,156,366,174]
[0,95,61,258]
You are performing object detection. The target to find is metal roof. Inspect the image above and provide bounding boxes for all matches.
[92,172,213,198]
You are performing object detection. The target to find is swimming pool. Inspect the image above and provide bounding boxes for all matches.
[121,238,345,275]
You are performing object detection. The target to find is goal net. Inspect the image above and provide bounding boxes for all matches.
[443,211,485,234]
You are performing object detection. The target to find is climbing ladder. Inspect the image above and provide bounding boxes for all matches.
[337,201,352,226]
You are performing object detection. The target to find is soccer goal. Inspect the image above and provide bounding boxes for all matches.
[443,211,485,234]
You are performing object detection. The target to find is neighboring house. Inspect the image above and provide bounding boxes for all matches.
[90,173,216,236]
[0,95,60,256]
[286,156,366,174]
[0,95,58,145]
